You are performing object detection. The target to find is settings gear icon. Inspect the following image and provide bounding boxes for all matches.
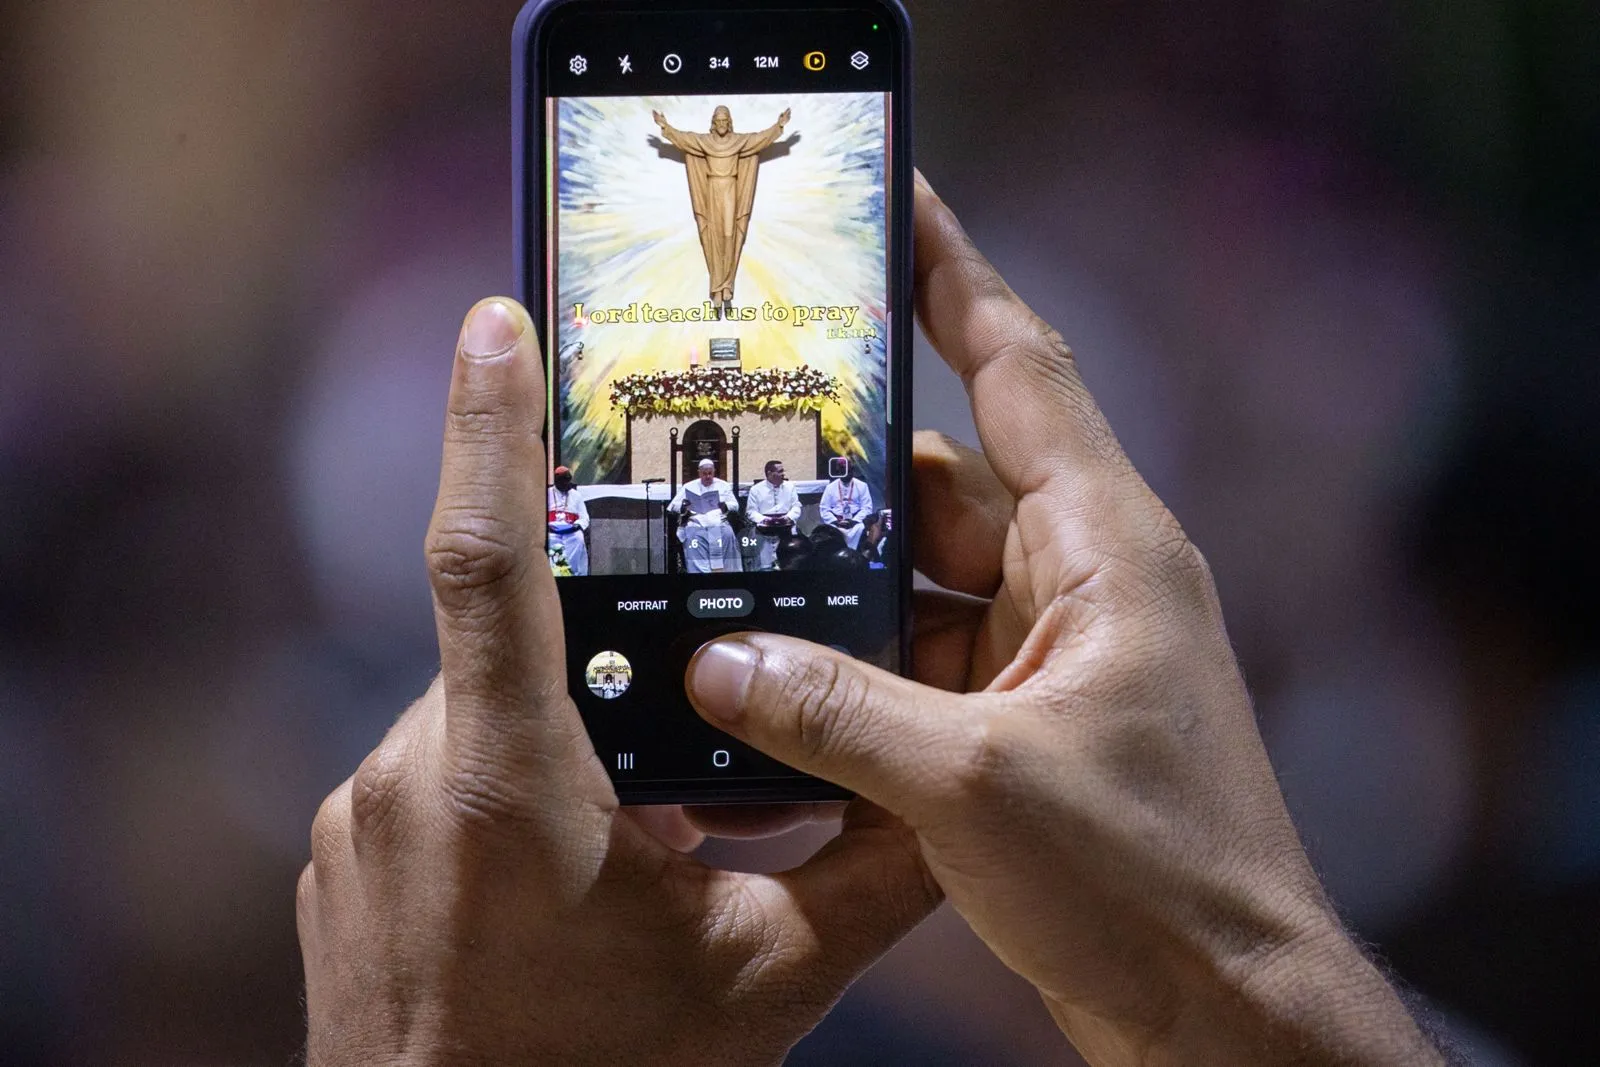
[568,54,588,75]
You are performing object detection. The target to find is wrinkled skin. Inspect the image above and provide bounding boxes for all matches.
[680,177,1444,1065]
[297,298,939,1067]
[299,180,1441,1066]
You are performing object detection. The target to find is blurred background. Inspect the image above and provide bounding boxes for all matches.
[2,0,1597,1063]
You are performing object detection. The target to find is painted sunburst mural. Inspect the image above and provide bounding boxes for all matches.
[549,91,889,496]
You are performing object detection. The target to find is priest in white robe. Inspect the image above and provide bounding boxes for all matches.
[547,466,591,576]
[670,458,742,573]
[820,463,874,550]
[745,459,801,570]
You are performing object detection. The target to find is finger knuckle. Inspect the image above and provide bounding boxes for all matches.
[772,656,874,765]
[1031,318,1075,364]
[295,863,318,932]
[948,709,1033,809]
[349,741,412,844]
[425,508,525,618]
[1135,509,1218,611]
[923,244,1005,319]
[309,783,351,866]
[910,428,965,471]
[437,750,529,835]
[445,396,518,437]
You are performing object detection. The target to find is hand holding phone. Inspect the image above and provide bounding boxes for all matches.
[680,182,1448,1066]
[298,296,938,1067]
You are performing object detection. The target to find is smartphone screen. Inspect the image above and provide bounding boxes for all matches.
[517,0,910,803]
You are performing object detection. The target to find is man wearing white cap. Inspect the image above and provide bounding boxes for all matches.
[546,466,590,576]
[669,458,742,573]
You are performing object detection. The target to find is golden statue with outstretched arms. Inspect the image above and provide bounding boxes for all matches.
[652,105,790,315]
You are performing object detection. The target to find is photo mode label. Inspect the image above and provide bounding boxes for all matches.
[688,589,755,618]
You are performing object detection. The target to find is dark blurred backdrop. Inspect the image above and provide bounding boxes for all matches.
[3,2,1597,1064]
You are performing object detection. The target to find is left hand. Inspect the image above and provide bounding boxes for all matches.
[778,108,792,126]
[297,298,940,1066]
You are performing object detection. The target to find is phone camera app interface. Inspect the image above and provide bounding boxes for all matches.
[539,5,902,791]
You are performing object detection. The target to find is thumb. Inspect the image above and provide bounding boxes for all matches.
[685,633,966,817]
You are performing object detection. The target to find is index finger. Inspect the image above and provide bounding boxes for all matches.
[425,298,600,804]
[913,174,1131,496]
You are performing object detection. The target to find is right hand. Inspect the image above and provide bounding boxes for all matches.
[652,109,668,128]
[684,177,1442,1065]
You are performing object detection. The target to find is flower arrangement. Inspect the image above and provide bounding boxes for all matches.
[610,367,841,417]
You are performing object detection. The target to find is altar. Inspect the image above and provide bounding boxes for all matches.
[610,339,838,486]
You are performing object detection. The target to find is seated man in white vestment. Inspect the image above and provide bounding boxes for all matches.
[669,458,742,573]
[745,459,801,571]
[819,461,874,551]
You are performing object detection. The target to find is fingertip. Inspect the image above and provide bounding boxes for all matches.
[442,296,543,428]
[460,297,530,361]
[910,428,967,468]
[622,805,706,853]
[685,802,846,840]
[910,431,1010,598]
[685,636,760,726]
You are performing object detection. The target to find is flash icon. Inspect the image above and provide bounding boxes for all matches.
[618,54,632,73]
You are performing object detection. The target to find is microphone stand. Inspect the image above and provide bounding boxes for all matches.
[640,478,666,575]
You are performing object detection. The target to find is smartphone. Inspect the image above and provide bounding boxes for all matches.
[514,0,912,804]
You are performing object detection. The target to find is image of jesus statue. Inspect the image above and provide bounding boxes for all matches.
[652,104,790,315]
